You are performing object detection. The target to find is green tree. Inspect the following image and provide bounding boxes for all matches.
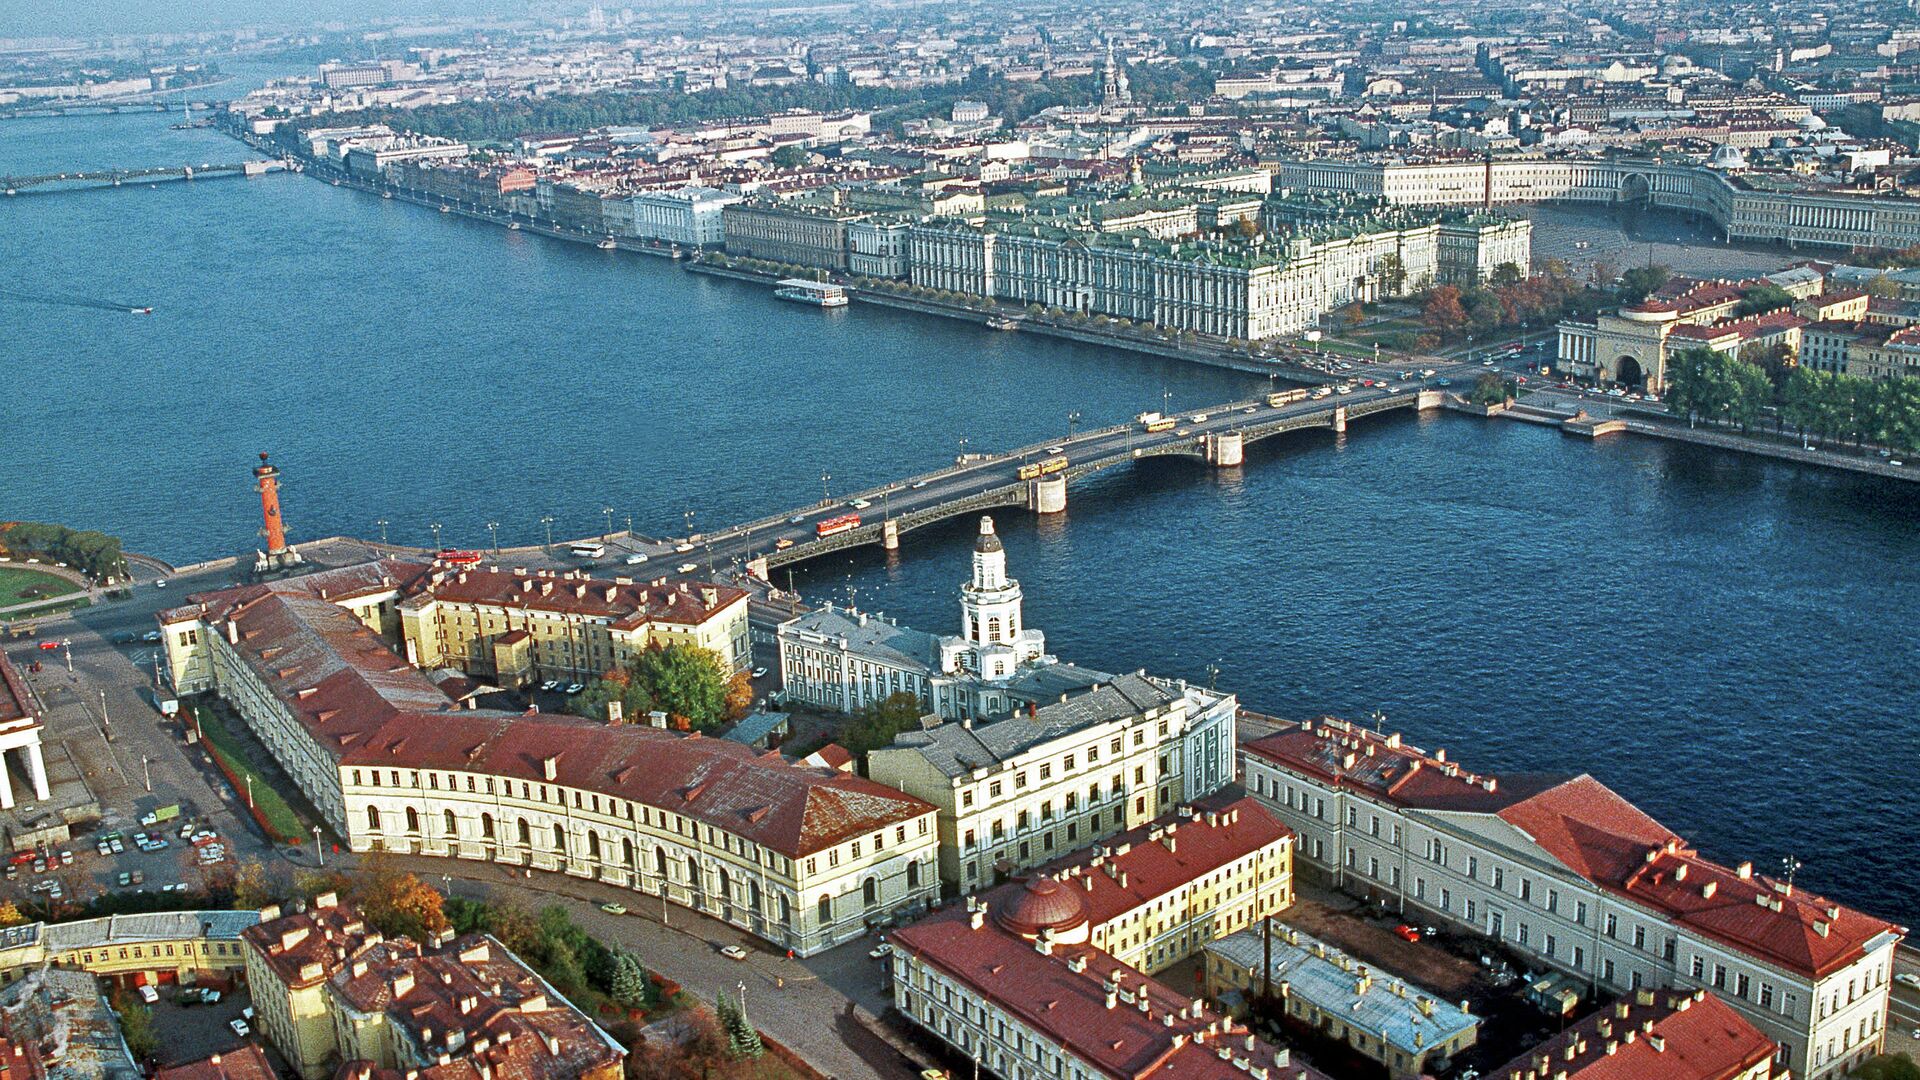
[1734,283,1795,316]
[1616,265,1671,304]
[716,992,764,1058]
[1490,262,1525,287]
[1378,253,1408,295]
[769,144,809,168]
[609,950,650,1009]
[841,691,927,759]
[1853,1054,1920,1080]
[573,643,733,730]
[1467,372,1511,406]
[112,991,159,1062]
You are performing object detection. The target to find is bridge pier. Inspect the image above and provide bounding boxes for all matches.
[882,518,900,551]
[746,556,769,581]
[1029,475,1067,515]
[1332,406,1348,434]
[1417,390,1446,412]
[1205,431,1245,467]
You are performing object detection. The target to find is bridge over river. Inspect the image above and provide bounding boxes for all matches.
[2,159,286,195]
[593,380,1460,582]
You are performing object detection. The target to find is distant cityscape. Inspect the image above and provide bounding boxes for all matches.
[3,2,1920,1080]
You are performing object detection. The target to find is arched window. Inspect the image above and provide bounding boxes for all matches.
[862,878,879,908]
[553,824,567,852]
[907,861,921,889]
[442,810,457,838]
[587,832,601,860]
[655,847,669,880]
[779,896,792,926]
[480,813,495,840]
[717,867,732,900]
[686,855,701,892]
[818,894,833,925]
[404,807,420,834]
[750,880,763,910]
[623,838,636,867]
[986,616,1001,641]
[517,819,532,846]
[366,806,382,833]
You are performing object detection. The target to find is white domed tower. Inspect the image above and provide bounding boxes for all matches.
[940,517,1046,679]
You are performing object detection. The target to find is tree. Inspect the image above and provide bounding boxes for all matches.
[716,992,764,1058]
[112,991,159,1062]
[574,643,735,731]
[1490,262,1525,287]
[1734,283,1795,316]
[1616,265,1671,304]
[1853,1055,1920,1080]
[1863,274,1903,299]
[1467,372,1511,406]
[0,901,24,928]
[609,950,650,1009]
[1378,253,1408,295]
[769,144,809,168]
[841,691,926,759]
[1421,286,1468,335]
[232,861,277,910]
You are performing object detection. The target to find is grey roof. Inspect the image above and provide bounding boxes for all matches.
[886,673,1174,778]
[723,710,792,746]
[41,910,261,953]
[1001,661,1119,705]
[780,606,939,671]
[1205,928,1477,1056]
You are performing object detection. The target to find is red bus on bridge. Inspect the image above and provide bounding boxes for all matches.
[816,514,861,538]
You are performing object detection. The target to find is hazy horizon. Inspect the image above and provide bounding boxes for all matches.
[0,0,539,40]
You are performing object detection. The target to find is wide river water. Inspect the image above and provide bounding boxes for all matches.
[4,107,1917,927]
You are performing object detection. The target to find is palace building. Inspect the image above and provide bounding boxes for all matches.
[162,560,939,957]
[1240,717,1903,1080]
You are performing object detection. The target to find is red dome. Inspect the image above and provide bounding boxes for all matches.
[996,876,1088,938]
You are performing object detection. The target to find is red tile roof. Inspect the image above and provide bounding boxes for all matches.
[0,650,38,731]
[1489,989,1776,1080]
[891,895,1330,1080]
[241,896,384,990]
[1039,797,1291,928]
[155,1044,277,1080]
[403,565,747,630]
[1244,720,1902,979]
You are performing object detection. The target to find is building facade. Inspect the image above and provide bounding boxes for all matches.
[721,200,860,270]
[1487,988,1778,1080]
[618,185,741,247]
[1240,718,1902,1079]
[164,560,937,957]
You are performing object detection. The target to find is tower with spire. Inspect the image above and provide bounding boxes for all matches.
[1101,37,1131,110]
[940,517,1045,681]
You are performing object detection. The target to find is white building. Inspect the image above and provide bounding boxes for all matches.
[1241,718,1903,1079]
[616,186,741,247]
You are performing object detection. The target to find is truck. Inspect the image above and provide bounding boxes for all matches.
[139,804,181,827]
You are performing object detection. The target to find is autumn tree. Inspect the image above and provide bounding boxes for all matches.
[1421,286,1468,336]
[573,643,735,731]
[0,901,25,928]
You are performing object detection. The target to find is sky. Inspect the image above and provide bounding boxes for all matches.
[0,1,533,39]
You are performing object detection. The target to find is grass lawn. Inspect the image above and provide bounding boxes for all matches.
[193,706,310,842]
[0,566,81,606]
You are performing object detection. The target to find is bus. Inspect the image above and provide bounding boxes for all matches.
[1017,456,1068,480]
[1267,388,1309,407]
[816,514,861,537]
[568,541,606,559]
[1144,418,1177,432]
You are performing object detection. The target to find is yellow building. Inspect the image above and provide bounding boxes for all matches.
[0,910,259,990]
[241,893,383,1080]
[1046,796,1295,974]
[397,565,751,686]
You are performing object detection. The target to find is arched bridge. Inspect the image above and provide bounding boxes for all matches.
[624,384,1449,578]
[2,159,285,195]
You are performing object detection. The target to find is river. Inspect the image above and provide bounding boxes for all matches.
[4,107,1917,926]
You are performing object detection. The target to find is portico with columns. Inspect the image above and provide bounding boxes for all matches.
[0,653,50,809]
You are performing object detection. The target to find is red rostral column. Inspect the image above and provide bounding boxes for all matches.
[254,453,289,556]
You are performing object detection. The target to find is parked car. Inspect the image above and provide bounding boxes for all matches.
[719,945,749,961]
[600,902,627,916]
[750,667,767,679]
[564,683,584,695]
[229,1018,250,1038]
[137,984,158,1004]
[1393,924,1421,943]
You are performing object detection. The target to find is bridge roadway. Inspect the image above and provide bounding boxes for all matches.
[1,160,283,194]
[615,381,1453,581]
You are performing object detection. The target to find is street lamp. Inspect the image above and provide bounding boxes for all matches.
[486,521,500,553]
[1067,410,1081,440]
[142,755,152,792]
[375,518,389,546]
[540,515,555,551]
[430,522,443,552]
[313,825,325,867]
[602,507,615,541]
[61,639,72,673]
[820,472,832,504]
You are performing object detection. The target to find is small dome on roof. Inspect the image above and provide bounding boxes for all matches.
[996,876,1088,938]
[975,516,1003,554]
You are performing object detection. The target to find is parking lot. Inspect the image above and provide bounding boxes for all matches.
[146,982,272,1070]
[4,802,240,912]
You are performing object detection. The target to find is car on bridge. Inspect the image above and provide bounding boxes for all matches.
[775,538,794,550]
[911,479,929,489]
[788,515,807,524]
[848,498,871,509]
